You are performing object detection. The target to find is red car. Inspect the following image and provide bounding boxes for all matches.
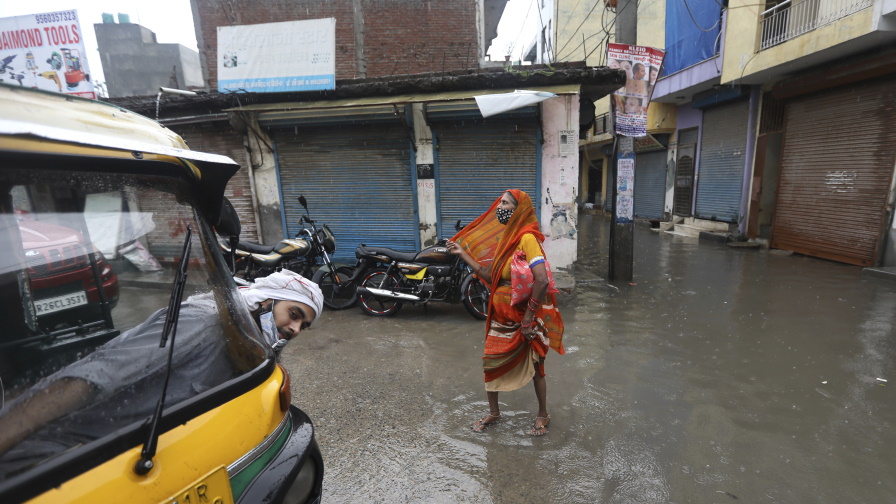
[5,217,120,379]
[20,217,119,318]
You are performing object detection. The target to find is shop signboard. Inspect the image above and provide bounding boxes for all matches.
[218,18,336,93]
[0,10,95,99]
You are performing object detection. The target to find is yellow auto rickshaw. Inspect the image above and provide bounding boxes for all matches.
[0,84,323,503]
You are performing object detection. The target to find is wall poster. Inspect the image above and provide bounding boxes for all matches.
[608,43,665,138]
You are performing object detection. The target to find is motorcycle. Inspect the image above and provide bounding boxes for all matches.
[218,195,357,310]
[350,221,490,319]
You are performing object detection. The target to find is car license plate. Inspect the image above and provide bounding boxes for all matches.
[166,466,234,504]
[34,292,88,315]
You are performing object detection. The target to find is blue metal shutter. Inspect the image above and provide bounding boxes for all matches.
[695,100,749,223]
[272,124,417,262]
[432,119,539,238]
[634,150,666,219]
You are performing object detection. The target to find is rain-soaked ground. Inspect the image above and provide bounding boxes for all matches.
[280,213,896,503]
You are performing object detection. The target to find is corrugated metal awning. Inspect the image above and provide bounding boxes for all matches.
[226,84,580,124]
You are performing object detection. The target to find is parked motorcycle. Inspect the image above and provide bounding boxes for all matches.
[219,195,357,310]
[350,222,490,319]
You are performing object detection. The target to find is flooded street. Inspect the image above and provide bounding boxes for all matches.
[281,214,896,503]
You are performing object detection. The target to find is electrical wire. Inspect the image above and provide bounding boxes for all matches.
[555,1,616,62]
[557,27,611,61]
[556,0,586,35]
[583,26,614,60]
[681,0,722,32]
[558,0,646,63]
[554,0,604,57]
[508,0,536,60]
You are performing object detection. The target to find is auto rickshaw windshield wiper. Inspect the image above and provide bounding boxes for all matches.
[134,225,192,476]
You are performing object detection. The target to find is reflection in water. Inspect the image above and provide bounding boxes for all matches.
[285,214,896,503]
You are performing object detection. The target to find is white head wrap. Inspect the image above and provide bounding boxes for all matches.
[239,270,324,324]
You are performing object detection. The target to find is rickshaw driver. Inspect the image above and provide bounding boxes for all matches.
[0,270,323,463]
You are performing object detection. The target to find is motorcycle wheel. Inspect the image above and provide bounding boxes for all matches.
[312,265,358,310]
[358,267,403,317]
[461,273,489,320]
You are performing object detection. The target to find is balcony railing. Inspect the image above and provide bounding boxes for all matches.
[760,0,872,50]
[593,113,610,136]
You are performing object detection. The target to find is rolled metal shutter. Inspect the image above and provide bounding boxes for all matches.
[174,123,259,241]
[272,124,417,262]
[695,100,749,222]
[432,119,539,237]
[634,150,666,219]
[771,78,896,266]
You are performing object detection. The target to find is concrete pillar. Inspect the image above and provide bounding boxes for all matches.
[540,94,580,272]
[232,112,283,244]
[411,104,438,248]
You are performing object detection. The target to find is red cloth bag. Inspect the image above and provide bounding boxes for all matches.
[510,250,558,306]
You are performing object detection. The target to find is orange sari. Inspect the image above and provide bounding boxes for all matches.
[452,190,564,390]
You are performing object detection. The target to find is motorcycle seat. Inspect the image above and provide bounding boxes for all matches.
[238,241,277,254]
[356,244,418,262]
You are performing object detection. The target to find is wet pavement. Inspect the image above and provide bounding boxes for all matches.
[280,213,896,503]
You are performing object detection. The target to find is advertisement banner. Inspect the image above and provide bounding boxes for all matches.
[0,10,95,99]
[218,18,336,93]
[608,43,665,138]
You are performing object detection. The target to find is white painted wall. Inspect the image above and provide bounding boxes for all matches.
[540,93,580,272]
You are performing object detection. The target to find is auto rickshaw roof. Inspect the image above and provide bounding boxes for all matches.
[0,84,240,224]
[0,84,238,171]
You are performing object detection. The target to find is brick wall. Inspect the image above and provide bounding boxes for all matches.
[193,0,480,90]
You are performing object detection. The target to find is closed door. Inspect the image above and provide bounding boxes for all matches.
[673,128,698,216]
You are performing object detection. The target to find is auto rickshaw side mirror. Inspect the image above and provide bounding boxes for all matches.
[216,197,241,241]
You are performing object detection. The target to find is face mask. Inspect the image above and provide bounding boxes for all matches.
[496,207,514,225]
[260,307,288,352]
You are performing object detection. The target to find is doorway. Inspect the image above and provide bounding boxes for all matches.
[673,128,698,216]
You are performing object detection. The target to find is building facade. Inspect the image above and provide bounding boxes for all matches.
[94,20,204,97]
[539,0,896,266]
[113,0,625,275]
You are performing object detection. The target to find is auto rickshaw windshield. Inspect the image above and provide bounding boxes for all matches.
[0,166,267,482]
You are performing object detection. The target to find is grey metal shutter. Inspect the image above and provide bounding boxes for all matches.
[771,77,896,266]
[695,100,749,222]
[272,124,417,262]
[634,150,666,219]
[432,119,539,238]
[175,123,259,241]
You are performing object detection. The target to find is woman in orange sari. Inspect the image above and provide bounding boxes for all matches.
[446,190,564,436]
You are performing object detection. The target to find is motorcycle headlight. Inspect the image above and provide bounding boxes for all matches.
[320,225,336,254]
